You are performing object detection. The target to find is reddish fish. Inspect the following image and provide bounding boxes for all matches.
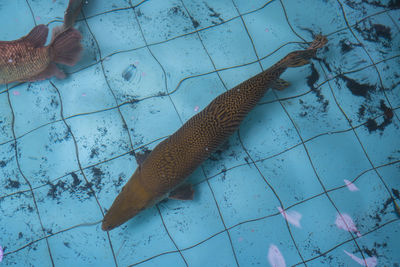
[0,0,84,84]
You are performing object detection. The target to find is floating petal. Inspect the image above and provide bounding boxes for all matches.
[344,179,359,191]
[343,250,377,267]
[268,244,286,267]
[335,213,362,237]
[278,207,302,228]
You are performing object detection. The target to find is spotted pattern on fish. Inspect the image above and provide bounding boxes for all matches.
[102,35,328,231]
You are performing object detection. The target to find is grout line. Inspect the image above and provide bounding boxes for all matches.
[231,0,308,264]
[5,84,55,266]
[156,205,189,266]
[336,0,400,124]
[49,81,119,266]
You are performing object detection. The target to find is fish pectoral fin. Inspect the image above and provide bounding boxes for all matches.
[21,24,49,48]
[271,79,290,91]
[169,184,194,200]
[136,149,152,165]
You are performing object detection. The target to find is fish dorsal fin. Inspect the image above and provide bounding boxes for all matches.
[136,149,152,166]
[21,24,49,47]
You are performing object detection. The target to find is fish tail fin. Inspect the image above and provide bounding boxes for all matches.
[50,27,82,66]
[279,35,327,68]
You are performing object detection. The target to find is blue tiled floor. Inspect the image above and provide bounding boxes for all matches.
[0,0,399,266]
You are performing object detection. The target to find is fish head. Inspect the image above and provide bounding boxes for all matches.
[101,167,157,231]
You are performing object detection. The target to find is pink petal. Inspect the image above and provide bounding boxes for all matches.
[335,213,361,236]
[278,207,302,228]
[81,93,87,97]
[0,245,3,263]
[194,105,199,112]
[12,90,20,96]
[344,179,359,191]
[268,244,286,267]
[141,72,146,77]
[343,250,377,267]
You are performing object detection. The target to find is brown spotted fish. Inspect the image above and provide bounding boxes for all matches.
[102,35,328,231]
[0,0,84,84]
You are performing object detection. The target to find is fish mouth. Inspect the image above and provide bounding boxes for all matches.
[101,219,117,231]
[101,209,137,231]
[101,203,144,231]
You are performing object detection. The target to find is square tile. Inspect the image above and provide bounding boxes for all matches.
[182,231,237,267]
[355,117,400,166]
[121,97,181,148]
[151,34,215,95]
[329,170,395,234]
[0,0,35,40]
[199,18,258,69]
[242,1,301,57]
[257,145,324,208]
[239,101,301,161]
[210,163,281,228]
[282,83,349,140]
[87,8,145,56]
[329,68,388,126]
[0,192,44,252]
[1,239,53,267]
[218,62,261,89]
[352,13,399,62]
[49,226,116,266]
[135,0,194,44]
[103,47,166,102]
[35,171,102,233]
[170,72,225,123]
[341,1,389,24]
[305,131,371,190]
[159,182,225,248]
[28,0,69,25]
[378,162,400,197]
[10,81,60,137]
[0,143,29,197]
[306,242,366,266]
[82,153,137,212]
[230,214,303,266]
[67,109,131,167]
[281,0,346,37]
[182,0,237,29]
[322,30,371,75]
[388,9,400,27]
[17,121,79,188]
[356,219,400,267]
[108,207,177,266]
[288,195,350,261]
[54,64,116,118]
